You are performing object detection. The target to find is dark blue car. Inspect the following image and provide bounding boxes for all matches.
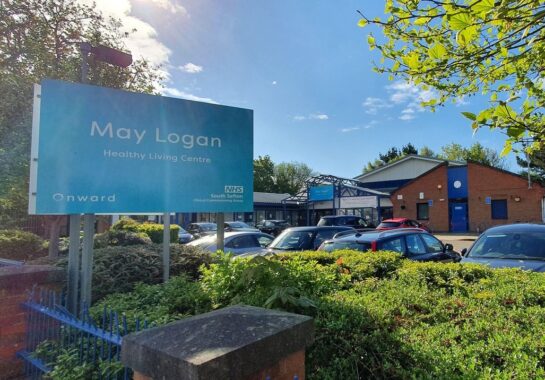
[461,224,545,271]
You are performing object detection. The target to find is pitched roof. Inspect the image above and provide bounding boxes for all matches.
[253,192,292,204]
[355,154,464,181]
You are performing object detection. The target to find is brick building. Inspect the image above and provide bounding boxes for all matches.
[391,161,545,233]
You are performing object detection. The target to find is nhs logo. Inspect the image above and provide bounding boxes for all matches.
[225,185,244,194]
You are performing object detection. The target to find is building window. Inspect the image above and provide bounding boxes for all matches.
[491,199,508,219]
[417,203,429,220]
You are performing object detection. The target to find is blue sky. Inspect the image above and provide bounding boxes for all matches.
[92,0,516,177]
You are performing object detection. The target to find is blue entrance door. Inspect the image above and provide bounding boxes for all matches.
[450,203,468,232]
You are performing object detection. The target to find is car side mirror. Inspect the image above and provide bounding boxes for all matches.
[461,248,467,256]
[444,243,454,252]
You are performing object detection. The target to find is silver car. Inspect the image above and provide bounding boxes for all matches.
[187,231,274,255]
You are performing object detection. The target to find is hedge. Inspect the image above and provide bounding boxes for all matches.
[111,218,180,243]
[87,251,545,379]
[0,229,46,261]
[61,243,214,302]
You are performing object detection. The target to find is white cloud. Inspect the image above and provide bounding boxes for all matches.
[147,0,188,15]
[340,120,377,133]
[293,113,329,121]
[362,97,392,115]
[399,113,415,121]
[341,127,360,133]
[310,114,328,120]
[384,81,438,121]
[179,63,203,74]
[163,87,218,104]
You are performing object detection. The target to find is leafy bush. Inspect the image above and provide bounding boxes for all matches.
[0,229,46,260]
[88,243,214,301]
[93,230,152,249]
[111,218,180,243]
[73,251,545,379]
[92,275,213,327]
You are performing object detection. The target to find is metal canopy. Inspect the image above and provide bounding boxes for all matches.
[281,174,389,205]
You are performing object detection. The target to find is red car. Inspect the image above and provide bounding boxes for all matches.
[376,218,431,232]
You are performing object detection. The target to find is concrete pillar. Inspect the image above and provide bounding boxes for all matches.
[122,305,314,380]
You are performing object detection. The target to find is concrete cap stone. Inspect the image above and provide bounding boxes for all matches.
[121,305,314,380]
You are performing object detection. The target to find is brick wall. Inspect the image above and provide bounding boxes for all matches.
[391,164,450,232]
[0,265,63,379]
[467,162,545,232]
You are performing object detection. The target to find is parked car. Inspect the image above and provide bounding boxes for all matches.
[376,218,430,232]
[318,228,461,263]
[187,223,217,239]
[187,231,274,255]
[256,220,290,236]
[224,221,259,232]
[317,215,375,229]
[265,226,355,253]
[177,227,193,244]
[461,224,545,271]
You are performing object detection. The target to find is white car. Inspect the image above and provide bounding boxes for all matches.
[187,231,274,255]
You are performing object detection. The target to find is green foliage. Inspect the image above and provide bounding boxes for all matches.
[111,218,179,243]
[363,143,417,172]
[274,162,315,195]
[75,243,214,302]
[200,254,340,313]
[34,341,123,380]
[76,251,545,379]
[0,229,45,260]
[517,148,545,185]
[440,142,507,169]
[93,230,152,249]
[254,155,316,195]
[92,275,213,327]
[253,155,277,193]
[359,0,545,152]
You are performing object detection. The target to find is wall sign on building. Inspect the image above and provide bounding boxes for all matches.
[309,185,334,201]
[29,79,254,214]
[339,196,378,209]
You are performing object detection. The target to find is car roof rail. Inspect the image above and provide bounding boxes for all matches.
[377,228,426,238]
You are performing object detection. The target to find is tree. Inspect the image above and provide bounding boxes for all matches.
[359,0,545,153]
[253,155,276,193]
[0,0,162,256]
[274,162,315,195]
[439,142,507,169]
[517,149,545,186]
[363,143,418,172]
[419,146,437,158]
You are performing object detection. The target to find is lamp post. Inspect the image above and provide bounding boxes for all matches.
[67,43,133,314]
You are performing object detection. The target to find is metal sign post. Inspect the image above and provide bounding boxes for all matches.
[217,213,225,252]
[163,213,170,282]
[80,214,95,310]
[67,215,81,314]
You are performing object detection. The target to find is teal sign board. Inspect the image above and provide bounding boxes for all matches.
[29,80,253,214]
[309,185,334,201]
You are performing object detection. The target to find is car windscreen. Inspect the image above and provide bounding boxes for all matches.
[227,222,250,228]
[200,224,217,231]
[320,241,371,252]
[377,222,401,228]
[187,234,216,248]
[269,230,314,250]
[317,218,334,226]
[468,232,545,260]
